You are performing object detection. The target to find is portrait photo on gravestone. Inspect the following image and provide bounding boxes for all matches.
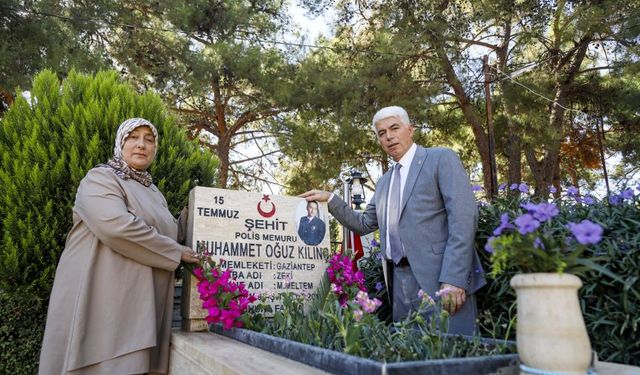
[296,200,326,246]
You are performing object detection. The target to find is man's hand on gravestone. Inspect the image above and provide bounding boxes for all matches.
[299,190,332,202]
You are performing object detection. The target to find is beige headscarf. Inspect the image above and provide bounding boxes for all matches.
[101,118,159,187]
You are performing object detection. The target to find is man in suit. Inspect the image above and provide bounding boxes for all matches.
[298,201,326,246]
[300,106,485,335]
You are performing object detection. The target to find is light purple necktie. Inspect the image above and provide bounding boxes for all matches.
[388,163,404,264]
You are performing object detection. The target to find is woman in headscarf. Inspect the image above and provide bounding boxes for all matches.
[39,118,201,375]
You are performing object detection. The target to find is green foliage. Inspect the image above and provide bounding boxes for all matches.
[0,292,46,375]
[597,68,640,177]
[0,0,109,112]
[315,0,640,196]
[97,0,298,188]
[0,69,217,372]
[476,189,640,365]
[251,280,512,362]
[0,69,217,295]
[276,27,442,193]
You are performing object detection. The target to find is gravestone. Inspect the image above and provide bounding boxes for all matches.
[181,187,332,331]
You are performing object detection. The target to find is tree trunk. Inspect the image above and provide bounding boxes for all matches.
[494,23,522,190]
[496,68,522,188]
[523,17,592,198]
[0,86,14,115]
[504,106,522,187]
[432,40,492,192]
[215,140,230,188]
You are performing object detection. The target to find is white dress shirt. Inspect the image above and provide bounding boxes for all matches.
[385,142,417,260]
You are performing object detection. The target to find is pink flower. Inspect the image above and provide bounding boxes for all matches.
[207,306,220,318]
[188,258,258,330]
[355,290,368,302]
[327,253,383,315]
[361,298,382,313]
[330,283,342,294]
[353,309,363,321]
[194,267,205,280]
[202,298,218,309]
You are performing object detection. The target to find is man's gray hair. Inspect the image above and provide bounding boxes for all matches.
[371,106,411,132]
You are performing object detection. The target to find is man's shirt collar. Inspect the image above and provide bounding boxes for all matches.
[396,143,417,169]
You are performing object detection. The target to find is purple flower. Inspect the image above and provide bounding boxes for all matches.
[375,282,383,292]
[493,213,515,236]
[567,220,603,245]
[510,183,519,191]
[621,188,634,200]
[518,183,529,193]
[609,194,622,205]
[371,239,379,248]
[583,195,595,205]
[567,186,579,197]
[498,183,507,191]
[484,237,495,253]
[514,214,541,235]
[531,203,559,222]
[533,237,545,250]
[549,185,557,194]
[472,184,483,192]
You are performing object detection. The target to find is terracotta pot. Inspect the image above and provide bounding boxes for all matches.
[510,273,592,375]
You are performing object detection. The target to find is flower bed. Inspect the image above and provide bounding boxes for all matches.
[211,326,518,375]
[184,252,515,374]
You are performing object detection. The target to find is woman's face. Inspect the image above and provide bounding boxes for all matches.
[122,126,156,171]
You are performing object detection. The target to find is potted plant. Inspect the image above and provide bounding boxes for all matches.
[485,200,604,374]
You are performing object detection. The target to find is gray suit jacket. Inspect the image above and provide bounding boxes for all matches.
[329,146,486,297]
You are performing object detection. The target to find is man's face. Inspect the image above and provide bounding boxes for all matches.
[306,203,318,217]
[374,115,415,162]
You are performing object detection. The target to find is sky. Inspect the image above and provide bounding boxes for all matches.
[288,2,334,41]
[233,3,337,195]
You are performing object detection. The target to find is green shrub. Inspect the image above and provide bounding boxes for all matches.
[0,69,217,372]
[475,189,640,365]
[0,292,47,375]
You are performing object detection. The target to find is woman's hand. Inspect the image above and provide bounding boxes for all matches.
[180,248,201,263]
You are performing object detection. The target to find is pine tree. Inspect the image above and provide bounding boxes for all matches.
[0,69,217,373]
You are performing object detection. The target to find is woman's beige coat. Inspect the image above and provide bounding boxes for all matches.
[39,167,186,374]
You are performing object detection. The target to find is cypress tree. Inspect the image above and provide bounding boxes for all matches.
[0,70,217,373]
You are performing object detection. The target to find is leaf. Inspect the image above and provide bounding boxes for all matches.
[572,258,624,284]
